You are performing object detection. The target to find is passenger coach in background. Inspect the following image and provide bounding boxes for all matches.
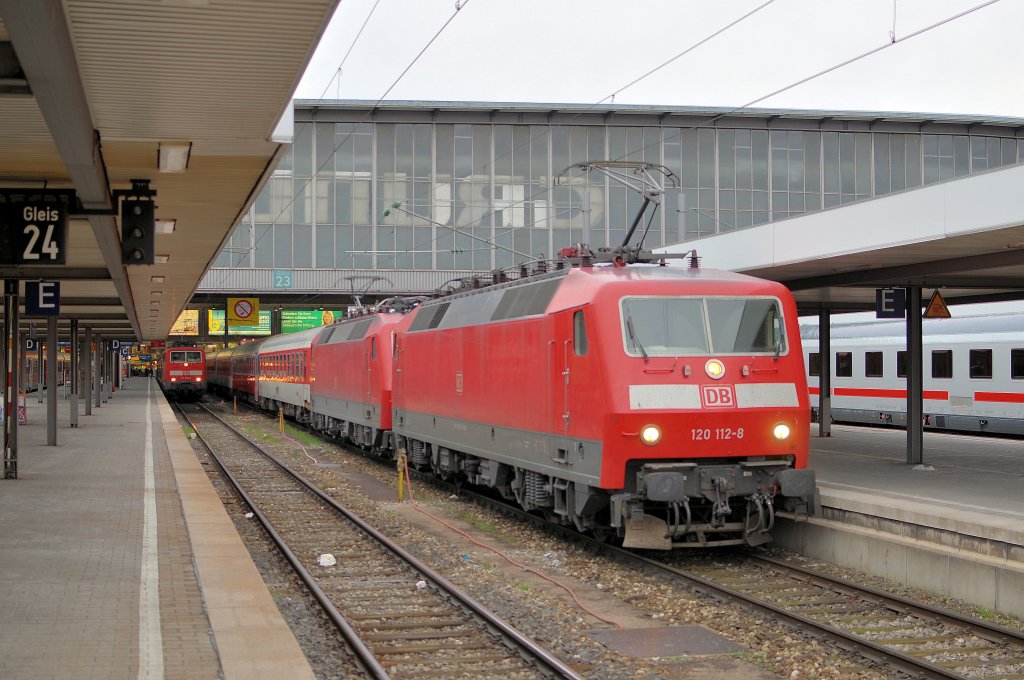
[803,313,1024,435]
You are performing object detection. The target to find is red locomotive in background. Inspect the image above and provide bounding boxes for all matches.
[156,345,206,401]
[207,162,817,548]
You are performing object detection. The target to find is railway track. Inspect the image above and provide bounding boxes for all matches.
[175,402,580,680]
[214,399,1024,678]
[463,483,1024,679]
[401,461,1024,679]
[649,552,1024,679]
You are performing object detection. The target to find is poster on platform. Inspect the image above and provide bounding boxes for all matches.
[208,309,271,336]
[280,309,343,334]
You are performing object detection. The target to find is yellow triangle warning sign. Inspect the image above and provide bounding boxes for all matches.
[923,290,951,319]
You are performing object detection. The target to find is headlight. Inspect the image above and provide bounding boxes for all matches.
[772,423,791,441]
[640,425,661,445]
[704,359,725,380]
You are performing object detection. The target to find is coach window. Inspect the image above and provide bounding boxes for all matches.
[896,351,907,378]
[969,349,992,379]
[931,349,953,379]
[573,310,588,356]
[1012,349,1024,379]
[864,351,883,378]
[835,352,852,377]
[808,352,820,377]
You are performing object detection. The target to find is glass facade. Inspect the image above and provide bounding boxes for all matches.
[214,104,1024,277]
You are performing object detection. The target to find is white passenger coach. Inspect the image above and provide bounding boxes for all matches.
[803,313,1024,435]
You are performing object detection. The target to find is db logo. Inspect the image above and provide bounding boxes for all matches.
[701,384,735,408]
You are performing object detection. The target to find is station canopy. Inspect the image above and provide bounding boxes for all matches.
[0,0,339,341]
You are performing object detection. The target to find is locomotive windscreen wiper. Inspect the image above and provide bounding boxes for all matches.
[626,313,649,362]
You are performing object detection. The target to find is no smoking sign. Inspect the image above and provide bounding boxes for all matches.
[227,297,259,323]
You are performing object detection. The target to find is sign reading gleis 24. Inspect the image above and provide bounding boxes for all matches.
[1,200,68,265]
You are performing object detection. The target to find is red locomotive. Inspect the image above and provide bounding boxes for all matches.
[156,345,207,401]
[205,257,816,548]
[390,259,815,548]
[205,162,817,548]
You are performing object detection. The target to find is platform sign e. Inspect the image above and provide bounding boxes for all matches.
[875,288,906,319]
[25,281,60,316]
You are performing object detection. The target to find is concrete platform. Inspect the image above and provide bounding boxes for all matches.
[0,377,315,680]
[775,424,1024,618]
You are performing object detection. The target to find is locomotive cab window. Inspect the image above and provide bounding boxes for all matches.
[864,351,883,378]
[619,296,784,357]
[932,349,953,379]
[835,352,852,377]
[1013,349,1024,380]
[573,310,588,356]
[969,349,992,379]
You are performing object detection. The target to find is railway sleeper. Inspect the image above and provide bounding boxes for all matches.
[362,629,479,642]
[372,640,494,655]
[934,657,1024,669]
[355,618,467,631]
[381,654,515,669]
[346,609,453,621]
[906,645,1001,657]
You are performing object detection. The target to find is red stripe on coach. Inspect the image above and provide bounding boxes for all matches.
[832,387,949,400]
[974,391,1024,403]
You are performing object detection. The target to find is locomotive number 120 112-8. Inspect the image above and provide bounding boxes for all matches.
[691,427,744,441]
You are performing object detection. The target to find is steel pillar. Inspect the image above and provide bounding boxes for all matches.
[4,280,19,479]
[46,316,56,445]
[817,310,831,437]
[906,287,924,465]
[84,328,92,415]
[70,319,78,428]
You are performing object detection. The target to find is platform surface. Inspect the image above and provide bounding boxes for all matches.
[809,424,1024,546]
[2,380,1022,679]
[0,378,314,680]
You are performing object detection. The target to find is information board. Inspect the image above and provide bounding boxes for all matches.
[0,198,69,265]
[208,309,271,336]
[281,309,343,334]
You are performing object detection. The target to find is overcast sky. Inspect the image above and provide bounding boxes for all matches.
[296,0,1023,118]
[296,0,1023,318]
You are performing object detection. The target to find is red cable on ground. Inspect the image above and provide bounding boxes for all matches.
[402,456,625,629]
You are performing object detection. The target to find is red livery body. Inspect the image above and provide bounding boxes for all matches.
[208,263,816,548]
[309,313,411,447]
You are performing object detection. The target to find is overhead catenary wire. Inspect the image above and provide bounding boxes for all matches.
[222,0,777,279]
[370,1,777,268]
[382,0,1002,268]
[210,0,472,290]
[216,1,1001,293]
